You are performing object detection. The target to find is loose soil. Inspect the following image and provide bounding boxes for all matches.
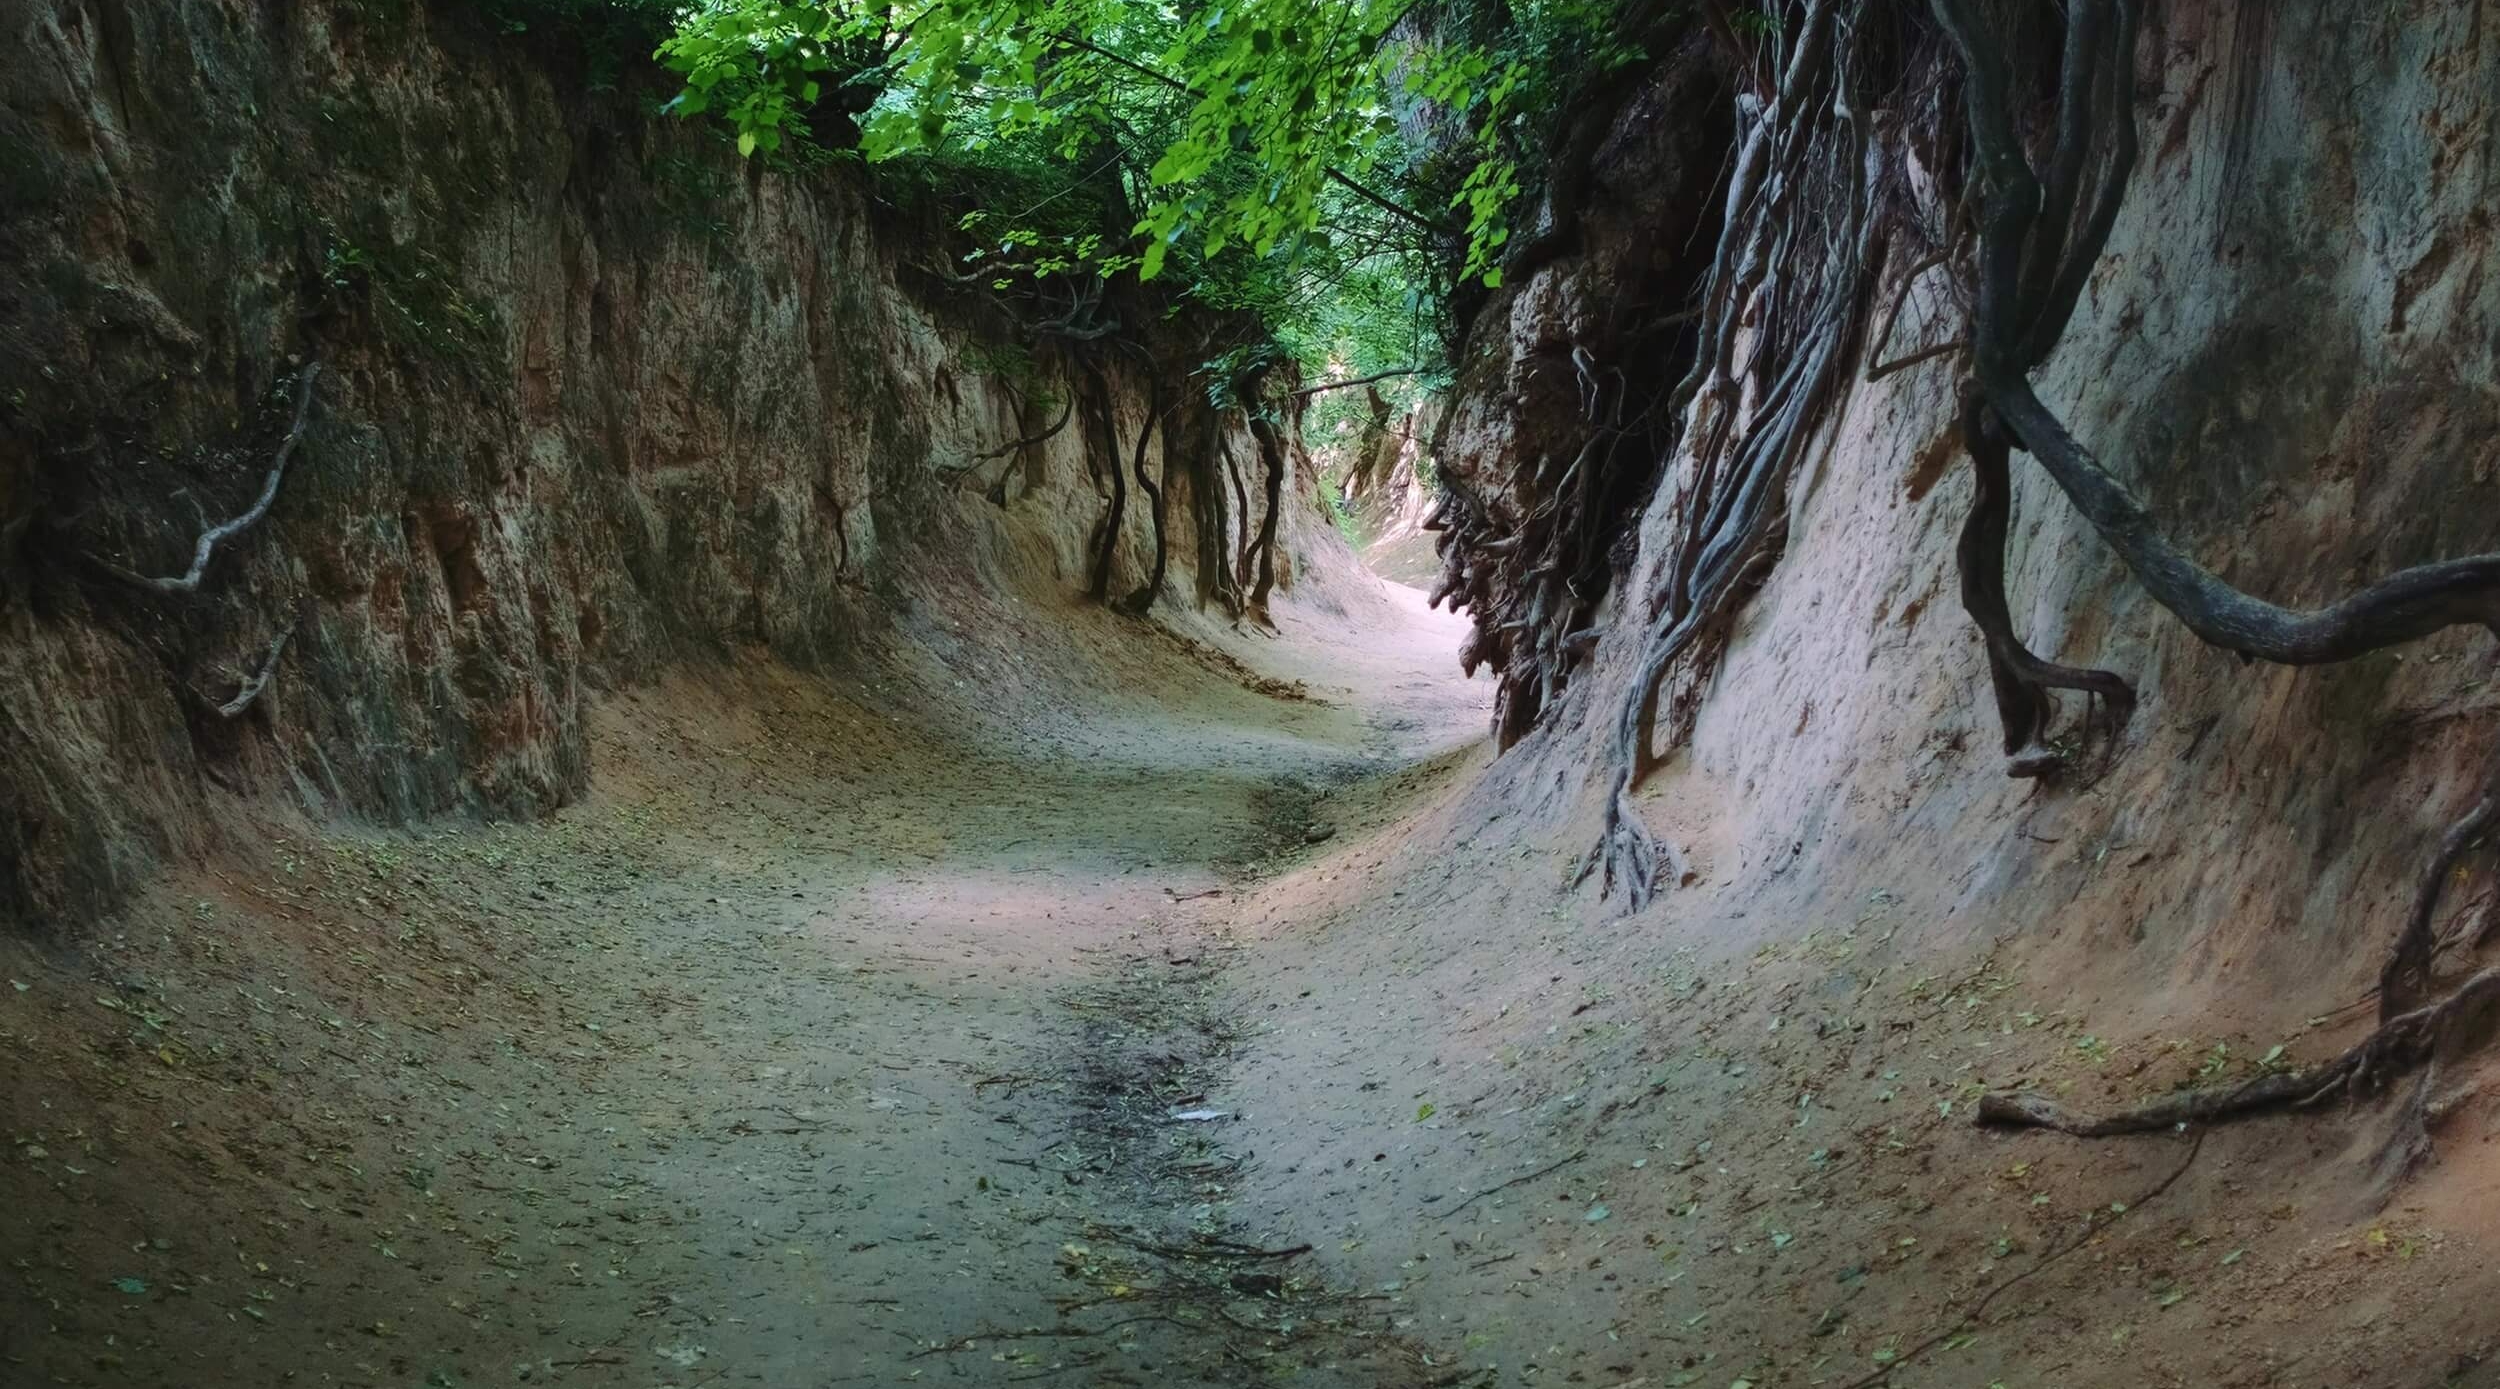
[0,581,1485,1388]
[9,572,2500,1389]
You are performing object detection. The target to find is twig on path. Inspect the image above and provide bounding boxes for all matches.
[1835,1133,2206,1389]
[1190,1235,1313,1260]
[907,1327,1095,1359]
[1444,1149,1589,1215]
[1007,1352,1108,1382]
[1090,1229,1311,1262]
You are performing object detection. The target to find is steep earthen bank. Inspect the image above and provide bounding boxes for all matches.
[1218,5,2500,1386]
[1439,1,2499,1043]
[0,0,1345,931]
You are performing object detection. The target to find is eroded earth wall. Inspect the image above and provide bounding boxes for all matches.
[1447,3,2500,1004]
[0,0,1333,929]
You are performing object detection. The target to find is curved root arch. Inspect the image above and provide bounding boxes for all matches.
[1920,0,2500,1132]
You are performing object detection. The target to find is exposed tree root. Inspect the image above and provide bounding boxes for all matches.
[1243,412,1288,628]
[1981,752,2500,1140]
[984,384,1079,462]
[1920,0,2500,1156]
[2382,750,2500,1021]
[1117,366,1170,616]
[1585,0,1888,905]
[1223,438,1255,604]
[1982,751,2500,1138]
[1939,0,2500,667]
[1978,968,2500,1136]
[1953,385,2135,775]
[88,361,321,595]
[213,618,298,719]
[1424,28,1727,755]
[974,380,1076,503]
[1079,363,1128,604]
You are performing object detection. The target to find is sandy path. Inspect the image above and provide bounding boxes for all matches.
[0,586,1486,1388]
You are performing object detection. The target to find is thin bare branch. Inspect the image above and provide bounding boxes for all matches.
[216,619,299,719]
[1290,367,1423,399]
[90,361,321,595]
[1864,248,1957,381]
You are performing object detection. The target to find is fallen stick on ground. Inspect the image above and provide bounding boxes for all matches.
[1444,1148,1589,1215]
[1835,1133,2204,1389]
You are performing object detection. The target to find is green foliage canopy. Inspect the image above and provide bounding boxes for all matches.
[657,0,1634,394]
[661,0,1528,276]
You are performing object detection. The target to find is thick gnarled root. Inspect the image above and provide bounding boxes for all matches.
[1577,782,1687,913]
[1978,967,2500,1137]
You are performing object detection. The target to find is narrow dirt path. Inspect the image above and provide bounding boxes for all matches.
[0,587,1486,1388]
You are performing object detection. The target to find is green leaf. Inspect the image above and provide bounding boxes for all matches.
[736,131,757,158]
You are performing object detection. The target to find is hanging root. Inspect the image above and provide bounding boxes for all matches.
[1953,384,2135,775]
[1586,0,1891,906]
[1118,362,1171,616]
[1924,0,2500,1151]
[89,361,321,594]
[1079,363,1128,604]
[214,618,299,719]
[1936,0,2500,664]
[1242,410,1288,627]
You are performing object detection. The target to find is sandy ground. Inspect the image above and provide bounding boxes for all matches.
[0,578,1489,1388]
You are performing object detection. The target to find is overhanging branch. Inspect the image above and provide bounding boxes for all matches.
[1290,367,1423,399]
